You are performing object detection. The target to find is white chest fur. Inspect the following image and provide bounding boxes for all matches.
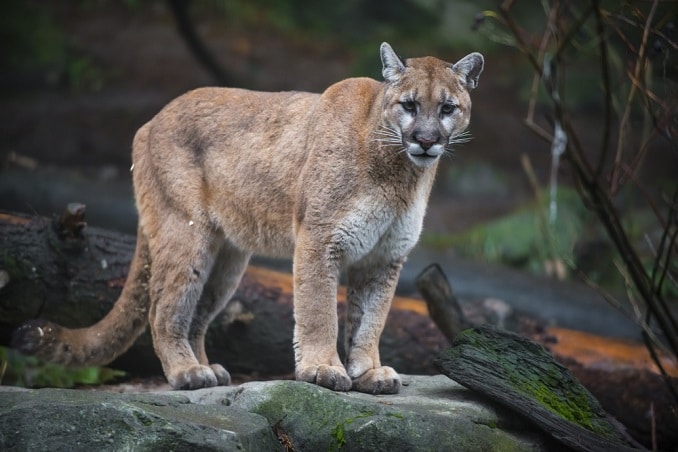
[332,186,429,267]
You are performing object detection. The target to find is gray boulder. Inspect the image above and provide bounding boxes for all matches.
[0,375,557,451]
[0,386,279,451]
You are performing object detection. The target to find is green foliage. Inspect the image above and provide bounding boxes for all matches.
[0,1,68,72]
[423,188,589,276]
[0,1,107,92]
[66,56,105,91]
[205,0,499,78]
[0,346,125,388]
[210,0,440,42]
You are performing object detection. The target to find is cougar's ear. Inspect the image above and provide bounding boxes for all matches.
[380,42,406,83]
[452,52,484,90]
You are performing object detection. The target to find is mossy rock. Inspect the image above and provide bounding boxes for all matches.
[0,388,280,451]
[434,325,642,452]
[1,375,581,451]
[224,378,553,451]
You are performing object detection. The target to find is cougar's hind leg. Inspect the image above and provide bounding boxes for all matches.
[189,241,251,386]
[146,213,221,390]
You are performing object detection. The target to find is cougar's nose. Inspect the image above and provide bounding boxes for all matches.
[414,133,440,151]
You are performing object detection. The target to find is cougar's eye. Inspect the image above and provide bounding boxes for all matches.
[441,103,457,115]
[401,100,417,113]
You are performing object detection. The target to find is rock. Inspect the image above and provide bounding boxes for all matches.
[0,375,559,451]
[0,387,280,451]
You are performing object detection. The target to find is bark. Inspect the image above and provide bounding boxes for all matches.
[415,263,469,341]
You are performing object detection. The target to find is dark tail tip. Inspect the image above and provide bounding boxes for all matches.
[11,319,62,356]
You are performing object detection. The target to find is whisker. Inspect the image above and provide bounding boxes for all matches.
[448,131,473,145]
[374,128,400,135]
[374,125,404,149]
[442,148,457,161]
[374,125,402,138]
[373,139,403,148]
[444,130,469,157]
[374,132,401,141]
[375,137,401,144]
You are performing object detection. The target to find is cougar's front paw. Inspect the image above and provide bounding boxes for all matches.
[296,364,352,392]
[351,366,401,394]
[209,364,231,386]
[168,364,218,390]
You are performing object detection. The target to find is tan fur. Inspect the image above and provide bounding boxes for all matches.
[13,43,483,394]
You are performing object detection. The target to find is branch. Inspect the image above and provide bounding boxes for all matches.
[610,0,659,194]
[166,0,239,87]
[592,0,613,178]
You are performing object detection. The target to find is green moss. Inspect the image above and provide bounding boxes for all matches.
[247,379,541,450]
[330,410,376,450]
[133,409,154,427]
[1,253,18,269]
[501,362,612,435]
[453,329,618,438]
[331,421,347,449]
[253,382,368,448]
[1,252,28,280]
[520,378,595,429]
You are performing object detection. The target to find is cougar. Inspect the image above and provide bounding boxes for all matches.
[14,42,483,394]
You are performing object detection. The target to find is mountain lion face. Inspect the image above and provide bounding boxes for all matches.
[378,45,483,168]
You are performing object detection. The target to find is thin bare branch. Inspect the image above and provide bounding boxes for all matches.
[603,10,678,51]
[593,0,613,178]
[526,4,558,124]
[499,0,543,75]
[495,0,678,406]
[611,0,659,194]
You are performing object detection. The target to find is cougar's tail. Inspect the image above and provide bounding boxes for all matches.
[12,228,152,367]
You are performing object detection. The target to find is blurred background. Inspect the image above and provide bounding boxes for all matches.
[2,0,545,236]
[1,0,676,329]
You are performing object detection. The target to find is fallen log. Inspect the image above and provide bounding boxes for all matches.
[434,325,644,452]
[415,260,678,450]
[0,208,448,378]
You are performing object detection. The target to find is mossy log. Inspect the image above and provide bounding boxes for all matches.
[0,209,448,378]
[434,325,643,452]
[419,263,677,449]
